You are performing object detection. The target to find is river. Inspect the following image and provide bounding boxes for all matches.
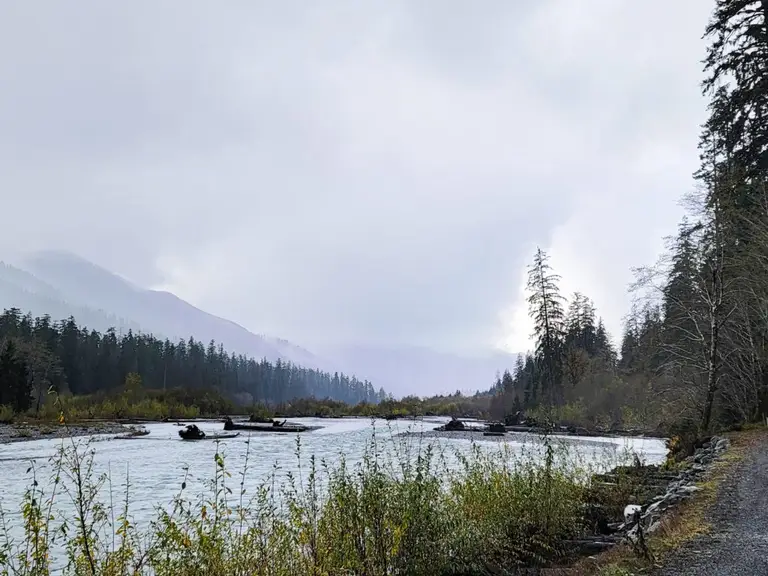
[0,417,667,541]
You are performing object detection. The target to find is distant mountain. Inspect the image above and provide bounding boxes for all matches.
[1,251,520,398]
[1,251,332,371]
[314,344,520,398]
[0,262,143,335]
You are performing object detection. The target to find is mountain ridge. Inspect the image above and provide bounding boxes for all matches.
[1,251,519,397]
[4,251,331,372]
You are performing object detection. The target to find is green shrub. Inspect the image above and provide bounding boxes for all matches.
[0,404,14,423]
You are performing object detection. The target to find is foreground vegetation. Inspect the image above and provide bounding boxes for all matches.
[1,2,764,574]
[0,419,648,576]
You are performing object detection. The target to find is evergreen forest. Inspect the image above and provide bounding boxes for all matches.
[0,307,385,416]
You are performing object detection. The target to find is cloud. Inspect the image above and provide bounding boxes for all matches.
[502,0,714,351]
[0,0,713,354]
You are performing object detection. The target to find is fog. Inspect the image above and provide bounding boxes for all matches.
[0,1,713,394]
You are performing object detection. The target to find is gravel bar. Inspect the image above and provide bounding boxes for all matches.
[403,429,623,448]
[0,422,129,445]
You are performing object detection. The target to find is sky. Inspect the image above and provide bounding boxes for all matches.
[0,0,714,356]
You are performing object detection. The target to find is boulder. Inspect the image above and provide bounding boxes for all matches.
[644,500,664,517]
[488,422,506,433]
[178,424,206,440]
[444,418,465,431]
[715,438,731,452]
[646,519,663,535]
[504,411,524,426]
[677,485,701,497]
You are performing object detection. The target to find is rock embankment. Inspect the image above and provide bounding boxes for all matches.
[623,436,731,543]
[569,435,731,560]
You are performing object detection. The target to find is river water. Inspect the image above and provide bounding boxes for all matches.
[0,418,667,541]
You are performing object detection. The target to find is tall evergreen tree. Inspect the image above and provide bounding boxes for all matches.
[526,248,566,405]
[565,292,599,356]
[703,0,768,180]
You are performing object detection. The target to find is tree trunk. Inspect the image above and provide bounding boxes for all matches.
[35,380,42,415]
[539,266,554,406]
[702,307,719,432]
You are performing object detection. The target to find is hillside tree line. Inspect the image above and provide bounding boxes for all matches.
[0,307,385,413]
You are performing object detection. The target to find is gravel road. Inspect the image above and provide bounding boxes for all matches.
[654,436,768,576]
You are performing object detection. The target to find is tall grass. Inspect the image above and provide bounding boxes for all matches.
[0,427,642,575]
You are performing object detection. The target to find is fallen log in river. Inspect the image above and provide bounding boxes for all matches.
[223,417,321,433]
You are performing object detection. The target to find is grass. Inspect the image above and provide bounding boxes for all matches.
[5,387,241,425]
[0,414,653,576]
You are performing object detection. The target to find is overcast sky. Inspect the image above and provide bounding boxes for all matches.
[0,1,714,355]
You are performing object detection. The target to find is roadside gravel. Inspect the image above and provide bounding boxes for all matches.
[654,434,768,576]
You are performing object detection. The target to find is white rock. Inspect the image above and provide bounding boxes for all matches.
[624,504,642,523]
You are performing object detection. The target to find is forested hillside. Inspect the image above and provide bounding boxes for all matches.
[2,253,330,371]
[0,308,385,414]
[491,0,768,436]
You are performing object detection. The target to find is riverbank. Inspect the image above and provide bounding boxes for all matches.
[0,421,128,444]
[557,427,762,575]
[412,421,665,442]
